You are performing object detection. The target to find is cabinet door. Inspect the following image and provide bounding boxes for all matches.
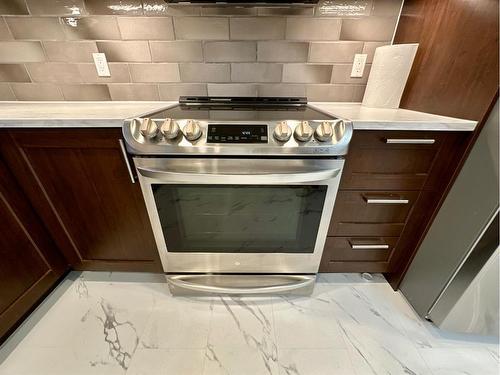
[3,129,162,272]
[0,157,67,341]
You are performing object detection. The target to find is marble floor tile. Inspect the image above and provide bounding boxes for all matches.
[0,271,498,375]
[126,348,205,375]
[277,349,354,375]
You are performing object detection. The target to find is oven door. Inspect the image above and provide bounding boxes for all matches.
[134,157,343,274]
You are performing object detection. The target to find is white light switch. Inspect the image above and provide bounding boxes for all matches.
[351,53,368,78]
[92,53,110,77]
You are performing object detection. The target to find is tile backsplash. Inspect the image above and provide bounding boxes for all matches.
[0,0,402,101]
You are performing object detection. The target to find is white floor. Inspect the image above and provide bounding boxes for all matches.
[0,272,498,375]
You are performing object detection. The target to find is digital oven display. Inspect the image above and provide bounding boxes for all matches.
[206,124,268,144]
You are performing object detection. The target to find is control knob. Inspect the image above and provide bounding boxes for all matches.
[294,120,313,142]
[183,120,202,141]
[315,121,334,142]
[139,118,159,139]
[273,121,292,142]
[160,118,180,140]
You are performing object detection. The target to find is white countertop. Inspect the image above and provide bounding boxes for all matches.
[0,101,477,131]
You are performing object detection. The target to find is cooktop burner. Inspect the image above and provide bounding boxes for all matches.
[123,97,353,157]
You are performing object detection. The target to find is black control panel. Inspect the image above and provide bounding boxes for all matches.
[206,124,268,143]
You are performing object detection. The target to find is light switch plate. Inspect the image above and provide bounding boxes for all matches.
[92,53,110,77]
[351,53,368,78]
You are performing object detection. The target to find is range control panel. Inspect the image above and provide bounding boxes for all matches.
[207,124,268,143]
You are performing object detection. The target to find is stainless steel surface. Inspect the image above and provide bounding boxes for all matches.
[364,198,409,204]
[294,120,313,142]
[385,138,435,144]
[123,118,353,157]
[400,99,499,321]
[134,157,343,274]
[351,244,390,250]
[118,139,135,184]
[167,274,316,295]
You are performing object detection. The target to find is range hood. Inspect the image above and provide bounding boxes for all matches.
[164,0,318,5]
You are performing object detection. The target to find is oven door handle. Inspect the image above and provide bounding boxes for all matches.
[136,166,341,184]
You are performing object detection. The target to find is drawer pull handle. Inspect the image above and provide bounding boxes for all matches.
[350,244,390,250]
[364,198,409,204]
[385,138,435,144]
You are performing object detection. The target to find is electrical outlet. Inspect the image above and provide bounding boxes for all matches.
[92,53,110,77]
[351,53,368,78]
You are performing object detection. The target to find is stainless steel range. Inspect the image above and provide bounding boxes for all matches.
[122,97,353,295]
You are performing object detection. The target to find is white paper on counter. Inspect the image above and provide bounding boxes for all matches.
[362,43,418,109]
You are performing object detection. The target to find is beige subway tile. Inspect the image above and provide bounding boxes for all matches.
[309,41,364,63]
[11,83,63,100]
[352,84,367,101]
[340,17,397,41]
[257,7,314,16]
[158,83,207,100]
[306,84,356,101]
[143,1,201,16]
[230,18,285,40]
[231,63,282,83]
[150,41,203,62]
[26,0,87,15]
[362,41,389,62]
[331,64,371,84]
[108,84,159,100]
[0,83,15,100]
[0,0,29,15]
[117,17,174,40]
[0,64,31,82]
[85,0,143,15]
[257,41,308,62]
[283,64,333,83]
[0,18,13,40]
[43,41,98,63]
[0,42,45,63]
[129,63,180,83]
[202,6,256,15]
[174,17,229,40]
[78,63,130,83]
[207,83,257,97]
[62,16,121,40]
[286,18,341,41]
[26,63,82,83]
[315,0,372,17]
[204,42,256,63]
[257,84,306,97]
[97,41,151,62]
[179,63,230,83]
[371,0,403,16]
[61,84,111,100]
[6,17,66,40]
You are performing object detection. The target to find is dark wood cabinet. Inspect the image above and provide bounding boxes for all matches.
[0,157,67,340]
[320,130,469,276]
[1,129,162,273]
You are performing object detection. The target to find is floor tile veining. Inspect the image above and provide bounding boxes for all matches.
[0,272,498,375]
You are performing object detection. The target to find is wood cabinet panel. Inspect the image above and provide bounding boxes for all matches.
[329,191,419,237]
[341,131,444,190]
[0,156,67,341]
[3,129,162,273]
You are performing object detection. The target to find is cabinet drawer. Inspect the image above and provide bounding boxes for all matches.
[323,237,399,263]
[329,191,419,236]
[341,131,444,190]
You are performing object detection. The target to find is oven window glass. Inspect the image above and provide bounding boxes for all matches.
[151,184,327,253]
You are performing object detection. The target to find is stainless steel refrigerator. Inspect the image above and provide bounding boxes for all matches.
[400,100,499,336]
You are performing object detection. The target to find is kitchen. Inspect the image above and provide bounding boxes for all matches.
[0,0,498,374]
